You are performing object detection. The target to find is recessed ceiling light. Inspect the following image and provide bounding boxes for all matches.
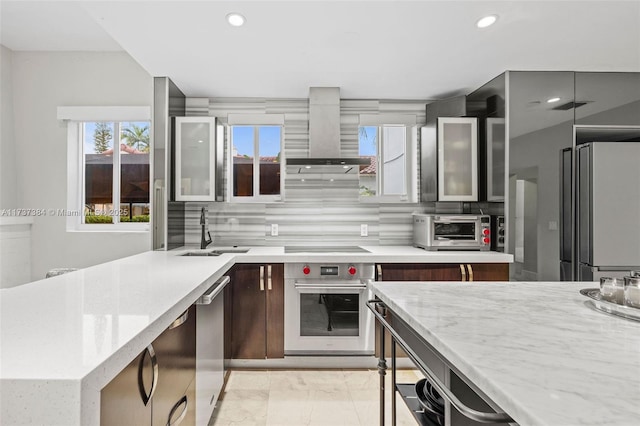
[547,97,561,103]
[476,15,498,28]
[226,13,245,27]
[305,165,311,169]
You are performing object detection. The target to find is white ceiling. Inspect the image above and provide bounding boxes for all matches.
[1,1,639,100]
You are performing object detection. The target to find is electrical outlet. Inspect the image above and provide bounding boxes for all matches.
[360,224,368,237]
[271,223,279,236]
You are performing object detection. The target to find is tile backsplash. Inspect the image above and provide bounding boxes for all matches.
[185,201,426,247]
[181,96,503,247]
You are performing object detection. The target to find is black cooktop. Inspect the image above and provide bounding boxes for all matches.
[284,246,370,254]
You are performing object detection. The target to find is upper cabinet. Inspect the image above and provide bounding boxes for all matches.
[174,116,217,201]
[486,117,505,201]
[436,117,479,202]
[575,72,640,126]
[466,73,506,203]
[421,96,479,202]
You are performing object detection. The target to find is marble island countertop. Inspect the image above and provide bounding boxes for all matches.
[370,280,640,426]
[0,246,511,425]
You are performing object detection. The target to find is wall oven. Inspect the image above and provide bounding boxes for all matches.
[413,214,491,251]
[284,263,375,355]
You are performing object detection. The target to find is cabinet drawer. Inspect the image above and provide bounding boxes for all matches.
[152,306,196,426]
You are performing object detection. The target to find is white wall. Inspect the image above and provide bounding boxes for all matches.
[1,45,17,209]
[10,51,152,280]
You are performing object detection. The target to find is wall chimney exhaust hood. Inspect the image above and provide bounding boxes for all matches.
[286,87,369,170]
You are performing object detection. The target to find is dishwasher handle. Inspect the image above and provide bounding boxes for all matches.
[196,276,230,305]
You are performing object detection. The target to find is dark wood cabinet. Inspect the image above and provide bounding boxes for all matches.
[100,349,153,426]
[101,307,196,426]
[466,263,509,281]
[152,306,196,426]
[376,263,508,282]
[376,263,464,282]
[227,263,284,359]
[374,262,509,356]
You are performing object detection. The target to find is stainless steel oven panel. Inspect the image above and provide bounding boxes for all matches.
[413,214,490,251]
[284,263,375,355]
[284,283,374,355]
[285,263,375,280]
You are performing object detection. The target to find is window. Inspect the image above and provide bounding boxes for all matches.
[358,114,418,202]
[60,107,151,231]
[229,123,283,202]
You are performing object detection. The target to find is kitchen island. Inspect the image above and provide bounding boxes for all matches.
[370,280,640,426]
[0,246,512,425]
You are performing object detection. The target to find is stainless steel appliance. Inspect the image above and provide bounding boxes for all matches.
[284,263,374,355]
[413,214,491,251]
[560,142,640,281]
[195,275,229,425]
[491,215,505,252]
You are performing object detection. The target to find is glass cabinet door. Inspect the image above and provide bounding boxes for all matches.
[175,117,216,201]
[437,117,478,201]
[486,117,505,201]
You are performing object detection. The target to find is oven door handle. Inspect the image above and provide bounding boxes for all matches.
[294,284,367,291]
[434,215,480,221]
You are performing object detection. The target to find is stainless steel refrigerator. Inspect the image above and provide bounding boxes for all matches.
[561,142,640,281]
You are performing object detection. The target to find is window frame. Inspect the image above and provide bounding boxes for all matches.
[227,114,285,203]
[59,106,151,232]
[358,114,418,203]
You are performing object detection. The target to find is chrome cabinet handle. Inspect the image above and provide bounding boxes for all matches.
[459,264,467,281]
[377,265,383,280]
[138,344,158,406]
[169,309,189,329]
[467,264,474,282]
[167,395,188,426]
[366,300,513,424]
[267,265,272,290]
[259,266,265,291]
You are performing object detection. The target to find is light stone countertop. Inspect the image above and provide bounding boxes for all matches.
[370,280,640,426]
[0,246,511,425]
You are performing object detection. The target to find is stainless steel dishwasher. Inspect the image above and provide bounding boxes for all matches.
[195,275,230,425]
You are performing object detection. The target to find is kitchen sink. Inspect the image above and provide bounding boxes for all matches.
[179,248,250,256]
[180,251,222,257]
[210,248,250,254]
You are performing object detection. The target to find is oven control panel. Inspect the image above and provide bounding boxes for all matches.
[320,266,339,276]
[287,263,374,280]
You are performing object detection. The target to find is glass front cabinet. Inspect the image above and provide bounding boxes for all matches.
[486,117,505,201]
[437,117,478,201]
[174,117,217,201]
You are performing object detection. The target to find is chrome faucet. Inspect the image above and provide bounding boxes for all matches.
[200,207,212,249]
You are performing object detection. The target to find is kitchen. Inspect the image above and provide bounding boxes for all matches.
[1,1,640,426]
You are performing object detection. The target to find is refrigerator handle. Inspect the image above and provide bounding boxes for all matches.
[577,144,592,266]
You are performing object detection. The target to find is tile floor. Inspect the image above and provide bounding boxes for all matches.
[208,368,424,426]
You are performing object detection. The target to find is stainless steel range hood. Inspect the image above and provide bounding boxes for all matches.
[286,87,368,169]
